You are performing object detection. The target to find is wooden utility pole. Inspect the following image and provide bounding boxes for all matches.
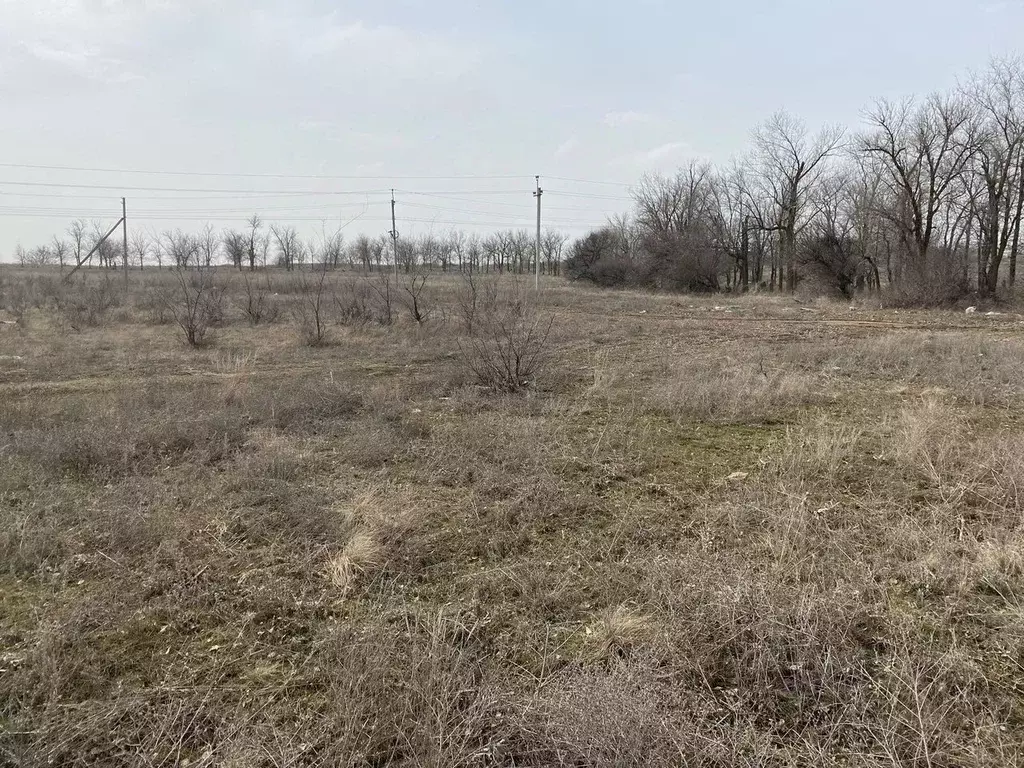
[533,175,543,291]
[390,189,399,280]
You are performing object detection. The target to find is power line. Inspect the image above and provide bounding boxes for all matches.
[0,210,608,227]
[0,179,395,193]
[0,162,639,191]
[0,161,530,182]
[400,200,600,224]
[0,189,629,216]
[0,180,631,203]
[547,175,635,188]
[547,189,634,200]
[400,195,617,214]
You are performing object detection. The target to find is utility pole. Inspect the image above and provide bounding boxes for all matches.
[390,189,399,280]
[121,197,129,285]
[533,175,543,291]
[63,210,124,283]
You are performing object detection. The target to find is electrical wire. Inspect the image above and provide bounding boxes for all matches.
[547,175,635,188]
[0,210,607,227]
[0,162,638,190]
[0,162,530,182]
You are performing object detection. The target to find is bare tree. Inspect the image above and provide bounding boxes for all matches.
[509,230,533,274]
[223,230,247,270]
[965,59,1024,295]
[396,238,417,273]
[26,245,54,266]
[417,233,440,271]
[465,233,482,274]
[749,112,844,291]
[351,234,375,272]
[67,219,87,269]
[90,221,121,271]
[633,162,715,235]
[448,229,467,272]
[88,221,111,269]
[541,230,568,276]
[198,223,220,268]
[129,231,150,269]
[246,214,263,271]
[272,225,302,271]
[320,228,344,269]
[163,229,200,268]
[51,237,69,270]
[860,95,979,293]
[631,162,726,290]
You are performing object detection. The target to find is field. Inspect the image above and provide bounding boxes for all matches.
[2,266,1024,766]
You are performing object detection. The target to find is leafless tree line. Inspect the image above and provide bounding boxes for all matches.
[18,208,570,279]
[568,58,1024,302]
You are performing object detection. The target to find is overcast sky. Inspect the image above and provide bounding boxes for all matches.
[1,0,1022,259]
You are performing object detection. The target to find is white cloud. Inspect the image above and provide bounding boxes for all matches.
[602,110,655,128]
[252,12,479,82]
[4,0,181,83]
[297,121,412,150]
[643,141,689,161]
[610,141,691,168]
[18,40,142,83]
[554,137,579,157]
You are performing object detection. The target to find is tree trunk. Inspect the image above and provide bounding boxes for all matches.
[1010,162,1024,288]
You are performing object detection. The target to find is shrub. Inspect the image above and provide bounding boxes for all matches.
[458,280,553,392]
[165,266,223,346]
[334,279,375,327]
[291,266,331,346]
[55,277,121,330]
[400,274,432,325]
[367,273,396,326]
[237,271,280,325]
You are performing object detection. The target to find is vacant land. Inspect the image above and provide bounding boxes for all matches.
[2,267,1024,766]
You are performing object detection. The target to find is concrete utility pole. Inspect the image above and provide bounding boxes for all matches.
[122,197,129,285]
[533,175,543,291]
[390,189,399,280]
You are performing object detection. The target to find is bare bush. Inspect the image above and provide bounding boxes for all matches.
[291,264,331,345]
[400,274,432,325]
[368,272,396,326]
[55,276,121,330]
[237,270,279,325]
[529,658,679,767]
[458,280,553,392]
[333,278,375,327]
[317,614,509,766]
[455,269,501,333]
[165,266,223,347]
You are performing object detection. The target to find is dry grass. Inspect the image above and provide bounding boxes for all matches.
[2,265,1024,765]
[651,357,822,423]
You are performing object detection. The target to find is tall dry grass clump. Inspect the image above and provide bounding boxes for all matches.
[652,359,820,423]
